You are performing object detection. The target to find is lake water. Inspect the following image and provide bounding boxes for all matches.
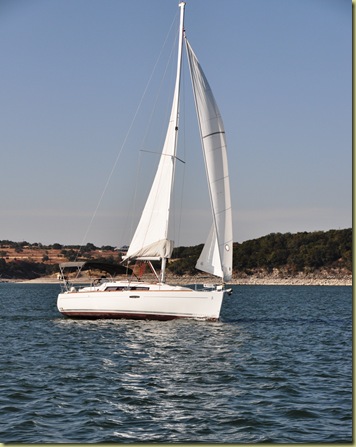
[0,283,352,443]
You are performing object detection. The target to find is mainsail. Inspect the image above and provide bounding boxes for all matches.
[125,3,186,263]
[185,39,233,282]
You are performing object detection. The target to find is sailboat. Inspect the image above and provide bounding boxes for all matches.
[57,2,233,321]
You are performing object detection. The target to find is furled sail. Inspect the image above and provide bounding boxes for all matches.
[185,38,233,282]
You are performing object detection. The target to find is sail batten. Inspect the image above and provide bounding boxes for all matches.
[203,131,225,139]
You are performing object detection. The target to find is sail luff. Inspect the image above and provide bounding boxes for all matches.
[125,2,186,271]
[185,38,233,282]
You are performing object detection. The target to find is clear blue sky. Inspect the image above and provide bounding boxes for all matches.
[0,0,351,247]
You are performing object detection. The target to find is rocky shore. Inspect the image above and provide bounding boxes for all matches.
[13,271,352,286]
[227,270,352,286]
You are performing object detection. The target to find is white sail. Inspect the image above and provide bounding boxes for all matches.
[125,3,186,263]
[185,39,233,282]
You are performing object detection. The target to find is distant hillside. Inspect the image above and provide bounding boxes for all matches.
[0,242,121,280]
[233,228,352,274]
[169,228,352,276]
[0,229,352,280]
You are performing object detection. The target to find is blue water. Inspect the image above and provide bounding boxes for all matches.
[0,283,352,443]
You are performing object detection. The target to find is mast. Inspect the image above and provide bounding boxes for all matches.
[160,1,186,283]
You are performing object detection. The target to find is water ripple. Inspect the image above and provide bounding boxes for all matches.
[0,284,351,443]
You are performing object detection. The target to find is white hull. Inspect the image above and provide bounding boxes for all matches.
[57,281,226,321]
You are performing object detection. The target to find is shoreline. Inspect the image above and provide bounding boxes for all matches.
[6,273,352,287]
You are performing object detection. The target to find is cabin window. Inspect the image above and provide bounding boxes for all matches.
[104,286,125,291]
[103,286,150,292]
